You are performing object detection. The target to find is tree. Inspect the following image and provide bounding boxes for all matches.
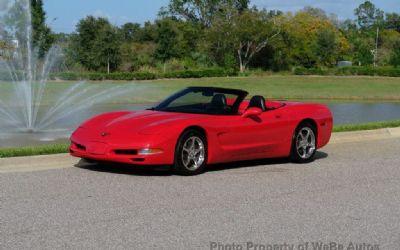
[167,0,249,27]
[379,30,400,66]
[234,10,280,72]
[390,40,400,67]
[278,11,348,68]
[385,13,400,32]
[30,0,54,57]
[207,7,280,72]
[354,1,384,30]
[314,29,338,66]
[94,25,122,73]
[135,21,157,42]
[120,22,141,42]
[154,18,182,62]
[302,6,327,19]
[71,16,121,72]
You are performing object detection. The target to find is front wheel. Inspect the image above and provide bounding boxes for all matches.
[290,122,317,163]
[173,129,207,176]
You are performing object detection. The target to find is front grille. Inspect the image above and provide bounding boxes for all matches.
[74,143,86,151]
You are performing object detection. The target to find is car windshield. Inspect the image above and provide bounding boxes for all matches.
[153,87,248,115]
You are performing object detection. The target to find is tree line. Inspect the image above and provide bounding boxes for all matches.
[3,0,400,74]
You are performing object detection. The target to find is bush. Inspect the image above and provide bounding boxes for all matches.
[294,66,400,77]
[54,72,81,80]
[293,67,328,75]
[53,68,236,81]
[163,68,236,78]
[0,70,24,81]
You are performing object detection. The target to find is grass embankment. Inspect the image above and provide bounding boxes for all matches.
[1,120,400,158]
[333,120,400,132]
[0,144,69,158]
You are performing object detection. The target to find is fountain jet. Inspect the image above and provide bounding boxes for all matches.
[0,0,137,136]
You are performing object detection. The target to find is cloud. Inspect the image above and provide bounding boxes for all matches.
[91,10,130,26]
[93,9,112,20]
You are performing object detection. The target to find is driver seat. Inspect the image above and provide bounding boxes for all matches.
[210,94,227,108]
[247,95,266,111]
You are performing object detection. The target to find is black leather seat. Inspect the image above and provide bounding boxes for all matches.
[247,95,266,111]
[207,94,228,114]
[210,94,227,108]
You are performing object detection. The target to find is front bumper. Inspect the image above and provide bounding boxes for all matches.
[69,141,172,165]
[69,128,175,165]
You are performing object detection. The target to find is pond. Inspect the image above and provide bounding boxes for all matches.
[326,102,400,125]
[1,102,400,148]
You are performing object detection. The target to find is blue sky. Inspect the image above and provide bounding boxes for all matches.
[43,0,400,33]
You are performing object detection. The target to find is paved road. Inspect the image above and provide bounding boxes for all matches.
[1,138,400,250]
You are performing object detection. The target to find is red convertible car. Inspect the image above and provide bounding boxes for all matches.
[70,87,332,175]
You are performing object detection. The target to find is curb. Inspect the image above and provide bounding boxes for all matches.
[0,154,75,173]
[329,127,400,144]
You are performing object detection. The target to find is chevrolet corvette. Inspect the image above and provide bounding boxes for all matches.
[70,86,332,175]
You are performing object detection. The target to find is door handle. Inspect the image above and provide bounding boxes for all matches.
[275,114,282,119]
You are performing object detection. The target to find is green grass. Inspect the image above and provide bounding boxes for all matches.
[1,120,400,158]
[2,75,400,104]
[146,75,400,102]
[0,144,69,158]
[333,120,400,132]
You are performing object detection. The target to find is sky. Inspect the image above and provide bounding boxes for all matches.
[43,0,400,33]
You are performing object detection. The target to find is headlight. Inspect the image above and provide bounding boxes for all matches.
[137,148,163,155]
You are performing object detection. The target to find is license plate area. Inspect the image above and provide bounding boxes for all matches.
[87,142,108,155]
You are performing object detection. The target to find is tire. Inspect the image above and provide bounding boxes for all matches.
[290,121,317,163]
[173,129,207,176]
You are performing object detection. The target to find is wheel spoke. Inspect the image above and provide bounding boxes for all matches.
[182,156,190,167]
[305,129,310,140]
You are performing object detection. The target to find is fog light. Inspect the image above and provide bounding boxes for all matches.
[138,148,163,155]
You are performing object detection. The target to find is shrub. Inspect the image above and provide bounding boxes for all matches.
[163,68,236,78]
[54,72,81,81]
[293,67,327,75]
[294,66,400,77]
[52,68,236,81]
[0,70,24,81]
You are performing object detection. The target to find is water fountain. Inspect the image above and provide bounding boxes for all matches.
[0,0,139,147]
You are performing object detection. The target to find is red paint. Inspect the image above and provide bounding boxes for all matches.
[70,93,332,166]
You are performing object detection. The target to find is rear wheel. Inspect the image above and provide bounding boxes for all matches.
[290,122,317,163]
[173,129,207,176]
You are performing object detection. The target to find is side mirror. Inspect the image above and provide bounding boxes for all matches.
[242,107,262,118]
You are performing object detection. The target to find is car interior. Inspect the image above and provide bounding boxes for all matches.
[247,95,267,111]
[208,94,269,115]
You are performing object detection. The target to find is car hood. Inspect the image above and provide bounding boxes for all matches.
[81,110,200,136]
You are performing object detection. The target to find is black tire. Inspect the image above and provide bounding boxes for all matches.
[173,129,207,176]
[290,121,317,163]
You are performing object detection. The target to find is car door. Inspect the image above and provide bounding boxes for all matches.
[216,109,291,161]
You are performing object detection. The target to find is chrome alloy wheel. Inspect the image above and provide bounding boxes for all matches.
[296,127,316,159]
[181,136,205,171]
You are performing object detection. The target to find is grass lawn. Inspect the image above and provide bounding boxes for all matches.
[1,75,400,104]
[145,75,400,102]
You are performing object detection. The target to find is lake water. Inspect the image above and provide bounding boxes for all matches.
[1,102,399,148]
